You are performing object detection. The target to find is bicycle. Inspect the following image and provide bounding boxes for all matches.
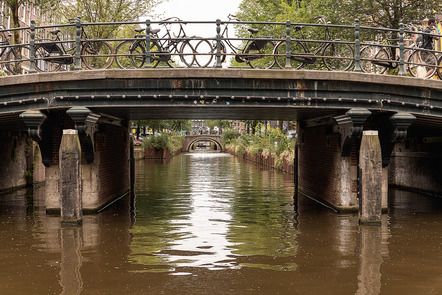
[360,26,438,78]
[273,15,354,71]
[0,26,31,75]
[33,18,114,72]
[212,14,276,69]
[115,17,212,68]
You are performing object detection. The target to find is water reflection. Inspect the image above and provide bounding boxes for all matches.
[0,155,441,294]
[59,226,83,295]
[356,217,389,295]
[130,153,299,273]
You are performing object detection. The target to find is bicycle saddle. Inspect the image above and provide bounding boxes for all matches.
[294,26,305,32]
[248,28,259,34]
[50,29,61,35]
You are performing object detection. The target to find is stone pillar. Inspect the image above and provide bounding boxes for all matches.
[59,130,82,225]
[359,131,382,225]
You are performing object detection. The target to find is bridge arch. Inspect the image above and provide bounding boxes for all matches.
[183,135,223,152]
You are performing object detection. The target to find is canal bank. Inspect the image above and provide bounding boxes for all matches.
[225,147,294,173]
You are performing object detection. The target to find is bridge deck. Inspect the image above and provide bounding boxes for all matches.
[1,68,442,132]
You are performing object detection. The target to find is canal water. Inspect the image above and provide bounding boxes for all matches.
[0,152,441,294]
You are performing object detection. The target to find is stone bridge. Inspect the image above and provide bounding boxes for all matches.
[182,135,223,152]
[1,68,442,224]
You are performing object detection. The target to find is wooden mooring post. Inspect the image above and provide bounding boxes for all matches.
[59,129,83,225]
[359,130,382,225]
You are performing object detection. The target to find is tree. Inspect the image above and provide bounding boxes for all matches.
[56,0,165,39]
[169,120,192,134]
[237,0,441,29]
[4,0,57,44]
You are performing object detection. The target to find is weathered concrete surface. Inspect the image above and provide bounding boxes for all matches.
[0,131,27,192]
[359,131,382,225]
[59,130,82,225]
[389,140,442,195]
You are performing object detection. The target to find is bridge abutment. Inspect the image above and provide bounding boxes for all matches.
[298,124,359,211]
[21,109,131,215]
[298,110,415,217]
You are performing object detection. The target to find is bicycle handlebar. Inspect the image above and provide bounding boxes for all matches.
[315,15,326,22]
[228,14,240,22]
[161,17,182,22]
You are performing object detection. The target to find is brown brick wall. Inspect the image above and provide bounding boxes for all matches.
[96,125,130,205]
[299,125,358,207]
[0,131,28,191]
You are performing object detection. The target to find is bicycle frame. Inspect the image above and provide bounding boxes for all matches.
[218,16,273,64]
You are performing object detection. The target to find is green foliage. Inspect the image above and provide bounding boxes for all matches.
[237,0,440,29]
[227,124,296,168]
[222,129,240,145]
[143,133,182,152]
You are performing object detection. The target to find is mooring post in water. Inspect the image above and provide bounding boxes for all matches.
[129,135,136,211]
[358,130,382,225]
[59,129,83,225]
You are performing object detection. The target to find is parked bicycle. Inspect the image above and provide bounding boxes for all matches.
[359,25,438,78]
[33,18,114,72]
[0,26,31,75]
[211,14,276,69]
[115,17,212,68]
[273,15,354,71]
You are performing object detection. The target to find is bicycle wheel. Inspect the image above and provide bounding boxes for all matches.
[322,42,353,71]
[407,49,437,79]
[5,45,31,75]
[130,40,162,68]
[274,40,307,69]
[246,40,276,69]
[34,44,62,72]
[436,55,442,79]
[180,39,214,67]
[81,40,114,70]
[359,45,388,74]
[115,40,136,69]
[179,40,196,67]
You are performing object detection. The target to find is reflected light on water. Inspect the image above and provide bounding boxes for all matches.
[129,153,299,274]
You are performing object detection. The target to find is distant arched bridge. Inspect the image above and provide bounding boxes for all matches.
[182,135,223,152]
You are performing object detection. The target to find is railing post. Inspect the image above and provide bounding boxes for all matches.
[145,19,151,68]
[74,18,82,70]
[215,19,222,68]
[29,20,36,74]
[354,19,362,72]
[399,23,406,76]
[285,20,292,69]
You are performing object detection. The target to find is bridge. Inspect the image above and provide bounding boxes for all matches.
[182,135,223,152]
[1,67,442,225]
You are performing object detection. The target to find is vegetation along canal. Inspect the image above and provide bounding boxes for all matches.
[0,152,441,294]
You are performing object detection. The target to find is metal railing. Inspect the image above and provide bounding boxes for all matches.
[0,18,440,79]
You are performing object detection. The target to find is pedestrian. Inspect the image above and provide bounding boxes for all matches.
[419,18,439,78]
[422,18,439,50]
